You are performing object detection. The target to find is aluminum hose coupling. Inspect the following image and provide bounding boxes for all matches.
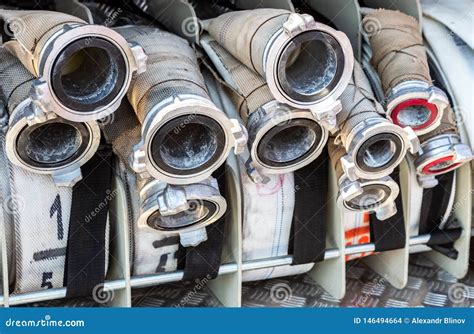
[386,80,448,135]
[5,99,100,187]
[337,117,419,181]
[363,9,448,135]
[246,100,328,179]
[328,139,399,220]
[333,61,419,181]
[129,94,247,185]
[416,134,473,188]
[338,175,400,221]
[0,46,100,187]
[200,36,328,181]
[0,9,147,123]
[205,9,354,132]
[413,104,473,187]
[116,26,247,185]
[137,177,227,247]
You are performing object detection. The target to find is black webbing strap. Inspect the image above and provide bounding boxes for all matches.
[182,165,227,281]
[427,227,463,246]
[429,245,459,259]
[182,217,227,281]
[5,0,53,9]
[418,188,433,235]
[369,168,406,252]
[428,223,461,260]
[418,172,455,234]
[289,148,328,265]
[64,145,113,298]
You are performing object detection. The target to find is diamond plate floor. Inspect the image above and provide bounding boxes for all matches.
[242,255,474,307]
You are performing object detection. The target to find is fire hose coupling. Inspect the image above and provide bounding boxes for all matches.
[0,9,147,123]
[200,37,328,179]
[328,139,399,220]
[115,26,246,185]
[247,101,328,177]
[6,100,101,187]
[362,9,448,135]
[205,9,354,132]
[129,94,247,184]
[137,177,227,247]
[386,81,448,135]
[415,108,473,188]
[333,61,420,181]
[0,47,100,187]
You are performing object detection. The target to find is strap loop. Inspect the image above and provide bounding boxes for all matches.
[369,168,406,252]
[290,148,328,264]
[65,145,113,298]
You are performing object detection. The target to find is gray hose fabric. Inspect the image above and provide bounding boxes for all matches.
[205,8,291,76]
[0,10,85,75]
[0,47,34,113]
[335,60,385,145]
[0,103,14,285]
[100,100,141,169]
[327,137,347,182]
[115,25,210,124]
[203,40,274,120]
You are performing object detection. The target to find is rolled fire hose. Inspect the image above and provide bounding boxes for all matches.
[333,61,419,181]
[113,25,247,185]
[240,163,314,282]
[412,43,473,188]
[0,9,147,122]
[9,164,75,293]
[344,213,374,261]
[102,102,227,247]
[128,170,180,276]
[206,73,314,280]
[119,163,225,275]
[328,138,400,221]
[422,13,474,148]
[415,107,473,188]
[362,9,449,135]
[0,47,100,186]
[137,176,227,247]
[201,35,328,179]
[122,165,179,276]
[0,103,14,285]
[0,125,109,294]
[203,8,354,132]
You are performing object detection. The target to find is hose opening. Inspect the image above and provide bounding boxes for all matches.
[257,119,322,167]
[391,99,437,130]
[51,37,127,111]
[356,133,402,172]
[147,200,216,231]
[422,156,460,175]
[345,185,390,210]
[16,120,90,168]
[151,115,226,175]
[277,31,344,102]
